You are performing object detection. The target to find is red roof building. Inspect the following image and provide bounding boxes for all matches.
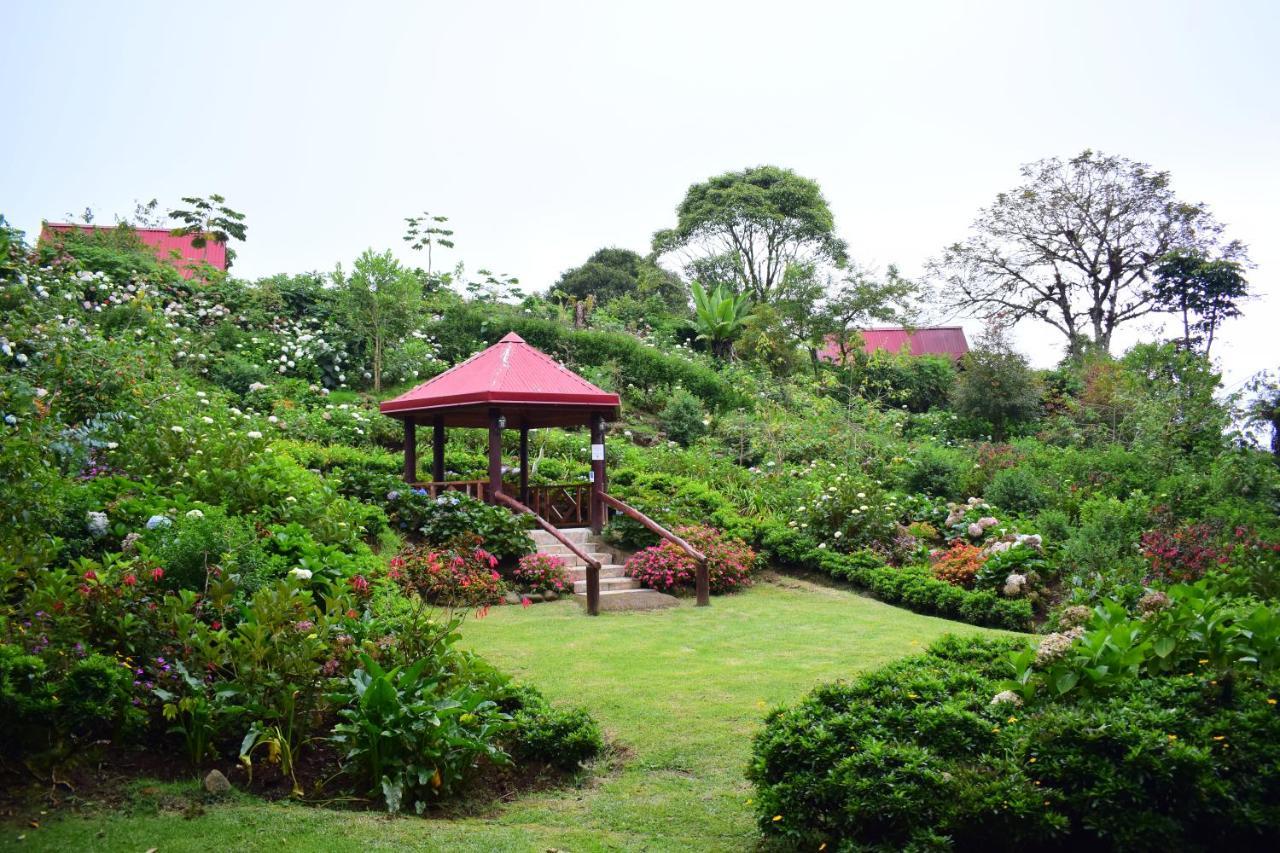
[818,326,970,364]
[39,223,227,279]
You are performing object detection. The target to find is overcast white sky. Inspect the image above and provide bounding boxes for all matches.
[3,0,1277,389]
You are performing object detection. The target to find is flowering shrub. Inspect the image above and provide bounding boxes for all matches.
[625,525,756,594]
[513,553,570,595]
[389,543,507,608]
[930,541,985,588]
[1141,523,1231,584]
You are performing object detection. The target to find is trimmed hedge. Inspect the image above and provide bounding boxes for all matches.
[749,634,1280,851]
[759,523,1033,631]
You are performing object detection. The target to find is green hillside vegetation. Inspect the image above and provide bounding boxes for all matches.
[1,157,1278,849]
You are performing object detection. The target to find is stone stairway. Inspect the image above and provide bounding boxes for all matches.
[527,527,678,611]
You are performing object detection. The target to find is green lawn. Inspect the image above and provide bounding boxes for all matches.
[6,579,1010,852]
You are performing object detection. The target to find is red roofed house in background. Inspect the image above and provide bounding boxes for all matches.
[818,326,970,364]
[381,332,709,614]
[39,223,227,279]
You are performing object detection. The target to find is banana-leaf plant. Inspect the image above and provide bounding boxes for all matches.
[691,280,751,359]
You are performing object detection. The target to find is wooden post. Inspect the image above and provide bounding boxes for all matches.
[402,420,417,484]
[519,424,530,507]
[589,414,606,534]
[432,416,445,483]
[695,560,710,607]
[487,408,503,503]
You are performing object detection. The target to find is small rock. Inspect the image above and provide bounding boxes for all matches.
[504,591,522,606]
[543,591,558,602]
[203,769,231,795]
[526,592,544,603]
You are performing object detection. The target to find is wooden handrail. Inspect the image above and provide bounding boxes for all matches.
[493,491,605,615]
[599,493,710,606]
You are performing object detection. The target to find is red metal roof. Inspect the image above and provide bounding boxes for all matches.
[380,332,621,427]
[40,223,227,279]
[818,326,970,363]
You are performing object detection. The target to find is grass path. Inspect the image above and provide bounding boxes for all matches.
[6,579,1009,852]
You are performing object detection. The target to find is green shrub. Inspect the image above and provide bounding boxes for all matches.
[659,388,707,446]
[749,634,1280,851]
[144,508,256,591]
[901,444,967,498]
[498,684,603,771]
[985,466,1047,516]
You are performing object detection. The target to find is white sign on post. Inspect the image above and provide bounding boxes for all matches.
[591,443,605,461]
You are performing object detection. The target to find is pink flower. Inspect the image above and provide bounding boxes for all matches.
[521,597,532,608]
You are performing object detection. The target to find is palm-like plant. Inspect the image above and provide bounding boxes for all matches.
[691,281,751,359]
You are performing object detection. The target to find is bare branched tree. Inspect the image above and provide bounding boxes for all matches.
[930,150,1244,356]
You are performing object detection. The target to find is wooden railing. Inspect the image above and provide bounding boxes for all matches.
[526,482,591,527]
[492,491,606,615]
[599,493,710,607]
[411,479,487,501]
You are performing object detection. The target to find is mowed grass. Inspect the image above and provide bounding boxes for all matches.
[6,579,1011,852]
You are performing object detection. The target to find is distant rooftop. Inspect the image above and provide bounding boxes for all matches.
[818,326,970,363]
[39,222,227,279]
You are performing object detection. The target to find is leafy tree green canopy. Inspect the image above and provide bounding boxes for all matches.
[554,247,684,307]
[332,249,422,392]
[653,165,848,302]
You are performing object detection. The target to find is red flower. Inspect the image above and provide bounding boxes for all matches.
[150,567,165,582]
[83,569,98,581]
[350,574,370,596]
[346,608,358,619]
[122,573,137,587]
[210,620,222,630]
[521,596,532,608]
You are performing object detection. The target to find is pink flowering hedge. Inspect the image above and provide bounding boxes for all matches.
[513,552,570,595]
[625,525,756,595]
[389,542,506,607]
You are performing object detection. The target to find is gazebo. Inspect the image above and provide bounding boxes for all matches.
[379,332,707,614]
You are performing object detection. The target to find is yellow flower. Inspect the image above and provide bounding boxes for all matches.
[1028,756,1036,763]
[1212,735,1226,741]
[1198,659,1209,665]
[1007,716,1018,723]
[772,815,783,822]
[1268,698,1277,705]
[1167,734,1178,741]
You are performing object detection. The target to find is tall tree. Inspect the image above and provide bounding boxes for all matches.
[653,165,848,302]
[167,194,248,267]
[1152,249,1249,357]
[932,150,1243,356]
[333,249,421,392]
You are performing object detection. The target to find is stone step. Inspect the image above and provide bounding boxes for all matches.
[540,549,614,566]
[566,564,627,582]
[573,576,639,594]
[574,588,679,611]
[529,527,593,544]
